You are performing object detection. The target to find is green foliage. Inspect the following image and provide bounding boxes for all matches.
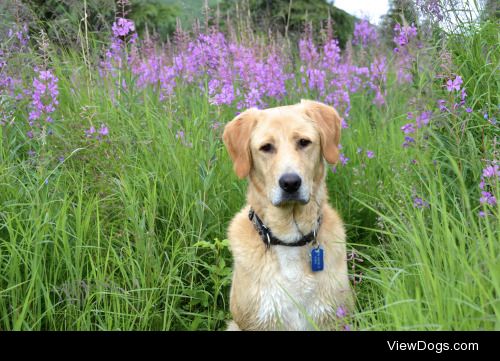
[215,0,356,47]
[481,0,500,21]
[130,0,179,41]
[16,0,178,46]
[21,0,116,44]
[447,20,499,112]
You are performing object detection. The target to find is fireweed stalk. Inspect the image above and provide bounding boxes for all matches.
[28,68,58,141]
[1,23,30,127]
[479,162,499,217]
[100,17,137,97]
[393,23,419,84]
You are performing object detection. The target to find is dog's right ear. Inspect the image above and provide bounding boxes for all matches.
[223,109,259,179]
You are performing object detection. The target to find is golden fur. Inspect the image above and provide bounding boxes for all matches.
[223,100,352,331]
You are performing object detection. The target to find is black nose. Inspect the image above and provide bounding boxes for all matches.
[279,173,302,193]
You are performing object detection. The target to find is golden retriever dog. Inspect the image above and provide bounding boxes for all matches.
[222,99,352,331]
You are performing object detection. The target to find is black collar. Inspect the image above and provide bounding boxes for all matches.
[248,208,321,248]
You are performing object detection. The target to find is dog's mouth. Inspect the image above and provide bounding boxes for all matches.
[272,192,310,207]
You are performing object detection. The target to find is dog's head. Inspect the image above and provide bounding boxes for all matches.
[223,100,341,207]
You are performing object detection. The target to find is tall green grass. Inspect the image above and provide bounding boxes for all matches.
[0,21,498,330]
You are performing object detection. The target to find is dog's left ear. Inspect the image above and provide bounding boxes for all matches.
[301,99,341,164]
[223,108,259,179]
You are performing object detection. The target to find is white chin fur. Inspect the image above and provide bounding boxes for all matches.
[270,186,310,207]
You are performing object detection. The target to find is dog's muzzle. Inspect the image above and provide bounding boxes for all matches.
[273,173,309,206]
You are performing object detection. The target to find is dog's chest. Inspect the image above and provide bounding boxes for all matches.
[257,247,331,330]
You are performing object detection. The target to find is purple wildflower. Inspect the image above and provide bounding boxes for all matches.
[460,88,467,105]
[416,0,443,22]
[483,165,500,179]
[336,306,347,319]
[340,154,349,166]
[17,24,30,46]
[369,56,387,106]
[175,129,193,147]
[438,99,448,112]
[322,38,341,68]
[393,23,417,47]
[299,32,319,66]
[366,150,375,159]
[101,18,138,84]
[159,65,177,100]
[393,23,418,83]
[446,75,463,92]
[352,19,378,47]
[401,123,415,134]
[99,125,109,136]
[416,111,432,128]
[176,130,185,140]
[85,126,96,137]
[403,136,416,148]
[112,18,135,37]
[28,69,59,138]
[210,121,222,130]
[480,191,497,206]
[413,196,429,208]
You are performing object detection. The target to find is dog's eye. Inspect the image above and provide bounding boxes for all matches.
[298,139,311,148]
[259,143,274,153]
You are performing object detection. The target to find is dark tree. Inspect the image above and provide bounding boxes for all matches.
[214,0,357,48]
[130,0,179,41]
[18,0,178,46]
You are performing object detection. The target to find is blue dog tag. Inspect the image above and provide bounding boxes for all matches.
[311,247,324,272]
